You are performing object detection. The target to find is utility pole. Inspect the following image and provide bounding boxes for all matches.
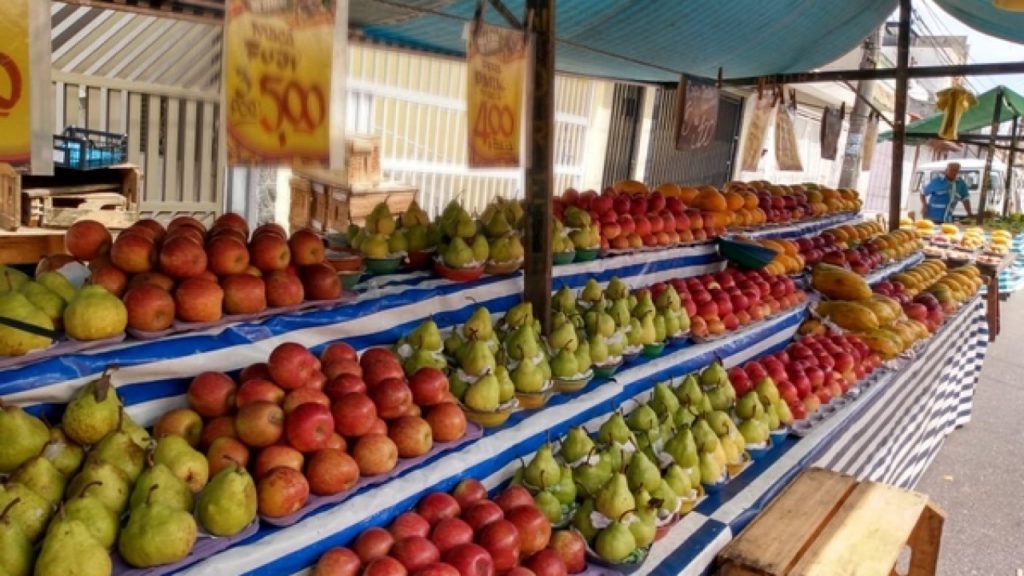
[839,27,880,189]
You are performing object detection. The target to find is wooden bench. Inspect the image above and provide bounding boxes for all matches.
[717,468,945,576]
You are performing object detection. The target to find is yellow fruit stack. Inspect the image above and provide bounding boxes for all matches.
[758,239,805,275]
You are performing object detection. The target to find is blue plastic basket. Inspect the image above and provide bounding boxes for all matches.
[53,127,127,170]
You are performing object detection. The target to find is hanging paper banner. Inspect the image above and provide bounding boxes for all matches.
[0,0,31,169]
[224,0,336,166]
[861,113,879,171]
[674,75,719,150]
[740,94,774,172]
[775,98,803,171]
[820,103,844,160]
[466,22,526,168]
[936,85,977,141]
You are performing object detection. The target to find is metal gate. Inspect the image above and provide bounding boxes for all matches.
[602,84,645,187]
[644,88,743,187]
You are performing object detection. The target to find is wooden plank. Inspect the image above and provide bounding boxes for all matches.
[52,71,219,103]
[163,98,180,203]
[107,89,123,134]
[127,92,143,167]
[64,83,80,127]
[0,164,20,231]
[181,100,198,203]
[145,94,162,204]
[720,469,858,576]
[198,101,214,205]
[87,86,102,130]
[791,482,930,576]
[0,231,66,265]
[907,502,945,576]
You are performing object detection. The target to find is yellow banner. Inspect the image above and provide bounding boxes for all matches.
[0,0,30,168]
[467,23,526,168]
[225,0,335,165]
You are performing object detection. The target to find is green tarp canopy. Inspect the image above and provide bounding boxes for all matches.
[879,86,1024,142]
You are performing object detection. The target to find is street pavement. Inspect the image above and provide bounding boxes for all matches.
[917,294,1024,575]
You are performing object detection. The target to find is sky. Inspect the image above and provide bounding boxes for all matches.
[917,0,1024,95]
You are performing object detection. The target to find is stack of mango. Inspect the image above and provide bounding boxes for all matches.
[755,239,805,276]
[890,260,983,307]
[985,228,1013,256]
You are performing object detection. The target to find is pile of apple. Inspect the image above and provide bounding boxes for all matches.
[664,268,806,340]
[180,341,467,518]
[310,479,587,576]
[556,187,704,252]
[732,332,881,421]
[63,214,341,333]
[792,224,921,273]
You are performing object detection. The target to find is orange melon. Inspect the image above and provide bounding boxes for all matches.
[679,187,700,204]
[614,179,648,195]
[724,191,745,211]
[693,188,728,212]
[655,182,682,198]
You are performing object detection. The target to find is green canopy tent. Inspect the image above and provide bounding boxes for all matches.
[879,86,1024,218]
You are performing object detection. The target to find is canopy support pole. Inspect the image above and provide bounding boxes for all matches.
[979,88,1005,225]
[1003,117,1020,216]
[889,0,911,232]
[524,0,554,334]
[721,61,1024,86]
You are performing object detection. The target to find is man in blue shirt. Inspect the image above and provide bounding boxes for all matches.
[920,162,972,223]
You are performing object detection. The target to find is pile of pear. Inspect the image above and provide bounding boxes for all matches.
[480,198,526,268]
[496,301,554,396]
[511,443,577,526]
[0,265,127,356]
[437,201,489,269]
[562,207,601,250]
[351,201,438,259]
[396,317,448,376]
[552,219,576,255]
[571,281,628,368]
[653,285,691,340]
[0,371,257,576]
[735,378,792,448]
[546,303,593,382]
[576,277,665,354]
[446,307,513,413]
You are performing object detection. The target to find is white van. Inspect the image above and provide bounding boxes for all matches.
[910,159,1019,218]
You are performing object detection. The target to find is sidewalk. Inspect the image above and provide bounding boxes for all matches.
[916,295,1024,575]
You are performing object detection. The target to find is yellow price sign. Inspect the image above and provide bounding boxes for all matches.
[225,0,335,165]
[0,0,30,168]
[467,23,526,168]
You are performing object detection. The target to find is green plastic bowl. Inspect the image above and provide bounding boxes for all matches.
[338,269,364,290]
[642,342,666,358]
[574,248,600,262]
[553,251,576,266]
[364,256,403,275]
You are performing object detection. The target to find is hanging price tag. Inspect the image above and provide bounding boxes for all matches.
[0,0,30,168]
[224,0,335,166]
[466,22,526,168]
[674,75,719,150]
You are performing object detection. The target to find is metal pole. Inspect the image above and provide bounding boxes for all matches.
[720,60,1024,86]
[1002,117,1019,216]
[839,29,879,189]
[889,0,911,232]
[978,88,1004,225]
[524,0,554,334]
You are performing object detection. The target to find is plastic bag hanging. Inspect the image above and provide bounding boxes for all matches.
[935,85,977,140]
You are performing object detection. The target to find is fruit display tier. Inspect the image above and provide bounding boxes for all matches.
[639,296,987,576]
[865,252,926,286]
[740,212,860,240]
[993,233,1024,294]
[0,242,727,407]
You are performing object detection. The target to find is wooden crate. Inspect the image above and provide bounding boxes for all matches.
[717,468,944,576]
[289,167,417,233]
[19,164,142,229]
[348,182,417,226]
[0,163,19,231]
[347,134,381,187]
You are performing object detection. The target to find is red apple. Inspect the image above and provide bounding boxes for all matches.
[322,341,358,364]
[524,550,566,576]
[505,505,550,556]
[313,547,361,576]
[306,448,359,495]
[476,519,520,572]
[160,235,208,279]
[356,528,397,563]
[443,543,494,576]
[431,518,474,555]
[269,342,322,390]
[409,368,450,406]
[207,436,250,477]
[462,500,503,532]
[362,349,405,387]
[283,387,331,413]
[353,433,399,476]
[392,537,441,573]
[111,232,157,273]
[389,415,433,458]
[239,362,272,382]
[65,220,112,260]
[123,283,175,331]
[325,358,364,380]
[249,234,291,272]
[325,373,368,401]
[153,408,203,446]
[333,392,378,437]
[187,371,237,418]
[236,378,286,407]
[199,415,237,450]
[302,263,343,300]
[265,270,305,306]
[254,445,305,479]
[289,229,325,266]
[256,466,309,518]
[220,274,267,315]
[494,486,534,514]
[174,277,223,322]
[235,401,285,447]
[392,512,432,540]
[451,479,487,511]
[547,531,585,574]
[89,265,128,297]
[285,402,335,452]
[417,492,461,527]
[372,378,414,420]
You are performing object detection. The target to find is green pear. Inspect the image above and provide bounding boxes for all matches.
[596,473,634,520]
[655,285,682,312]
[484,211,512,238]
[663,464,693,499]
[444,331,465,357]
[9,456,64,507]
[406,225,430,251]
[0,264,30,291]
[609,299,631,328]
[0,292,54,356]
[692,420,718,453]
[198,465,257,537]
[388,229,409,254]
[627,405,658,433]
[533,490,562,524]
[559,427,595,463]
[605,277,628,300]
[464,307,494,341]
[494,366,515,403]
[573,454,612,498]
[675,374,703,406]
[442,237,473,267]
[574,339,592,372]
[0,403,50,474]
[653,313,667,343]
[629,506,657,548]
[589,335,610,365]
[153,436,209,493]
[595,520,637,563]
[550,464,577,506]
[511,358,545,393]
[626,318,644,347]
[700,360,729,389]
[504,301,534,330]
[62,369,121,446]
[118,487,198,568]
[550,347,579,380]
[720,435,741,465]
[548,322,578,353]
[19,281,66,329]
[34,517,111,576]
[59,487,119,549]
[553,286,576,314]
[455,213,477,239]
[572,498,599,543]
[524,444,561,489]
[409,319,444,351]
[122,416,153,451]
[581,279,603,303]
[650,383,680,417]
[67,460,131,514]
[705,411,733,437]
[464,373,500,412]
[89,418,145,482]
[651,478,680,518]
[665,428,698,469]
[0,483,51,542]
[63,285,127,341]
[776,400,794,425]
[598,412,632,446]
[625,450,661,493]
[764,403,781,432]
[130,462,194,512]
[471,235,489,263]
[506,324,540,361]
[707,385,735,411]
[736,391,765,420]
[0,497,32,576]
[460,340,496,378]
[403,348,448,375]
[44,427,84,477]
[638,312,657,345]
[699,451,724,485]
